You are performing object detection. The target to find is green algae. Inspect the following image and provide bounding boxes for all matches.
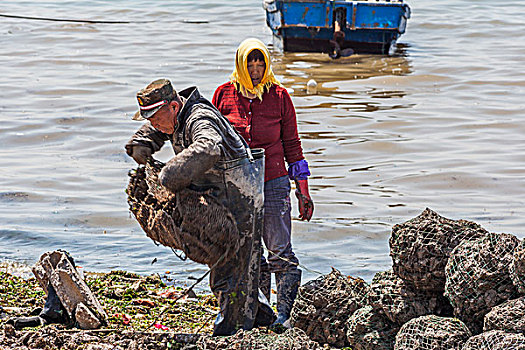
[0,270,218,335]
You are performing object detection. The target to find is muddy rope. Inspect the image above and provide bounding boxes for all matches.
[143,249,322,334]
[143,245,322,331]
[264,246,323,276]
[0,13,152,24]
[165,236,322,274]
[145,252,227,331]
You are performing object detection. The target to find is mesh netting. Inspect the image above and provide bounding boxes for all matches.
[196,327,321,350]
[389,208,488,293]
[127,163,239,267]
[462,330,525,350]
[483,296,525,333]
[290,268,370,347]
[393,315,471,350]
[509,239,525,293]
[368,270,453,325]
[346,305,399,350]
[444,232,520,334]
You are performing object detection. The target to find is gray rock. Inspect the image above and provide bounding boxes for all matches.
[32,251,107,329]
[75,302,102,330]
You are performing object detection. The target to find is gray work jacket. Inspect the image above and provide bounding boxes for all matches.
[126,86,248,192]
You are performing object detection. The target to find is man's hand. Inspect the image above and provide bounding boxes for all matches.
[295,179,314,221]
[129,145,152,165]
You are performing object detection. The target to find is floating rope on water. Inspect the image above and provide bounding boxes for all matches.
[0,13,148,24]
[0,13,208,25]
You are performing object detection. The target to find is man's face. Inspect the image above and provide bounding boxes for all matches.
[149,101,179,134]
[247,59,266,87]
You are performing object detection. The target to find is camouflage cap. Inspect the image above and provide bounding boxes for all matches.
[132,79,177,121]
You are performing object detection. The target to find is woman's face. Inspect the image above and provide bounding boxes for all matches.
[247,59,266,87]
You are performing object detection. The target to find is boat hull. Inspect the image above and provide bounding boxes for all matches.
[264,0,411,54]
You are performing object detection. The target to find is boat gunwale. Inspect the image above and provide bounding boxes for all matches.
[278,24,401,30]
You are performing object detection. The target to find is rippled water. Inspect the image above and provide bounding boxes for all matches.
[1,0,524,287]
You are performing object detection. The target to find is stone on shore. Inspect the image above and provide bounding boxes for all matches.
[32,251,107,329]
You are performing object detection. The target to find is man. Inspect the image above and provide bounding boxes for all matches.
[125,79,274,335]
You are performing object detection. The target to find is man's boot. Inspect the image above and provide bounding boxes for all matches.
[273,269,302,327]
[6,283,69,330]
[39,283,69,325]
[209,148,266,336]
[253,290,276,327]
[254,261,276,327]
[6,316,46,330]
[259,265,271,302]
[212,288,240,336]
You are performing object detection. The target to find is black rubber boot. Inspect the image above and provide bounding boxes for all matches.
[39,283,69,325]
[6,316,46,330]
[254,290,276,327]
[6,283,69,330]
[259,264,271,302]
[273,269,302,327]
[212,288,241,336]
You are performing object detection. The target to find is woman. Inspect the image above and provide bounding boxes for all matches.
[212,38,314,326]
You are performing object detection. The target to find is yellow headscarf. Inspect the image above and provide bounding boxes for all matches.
[229,38,282,100]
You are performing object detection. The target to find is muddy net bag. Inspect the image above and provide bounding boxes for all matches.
[509,239,525,293]
[197,328,321,350]
[483,296,525,333]
[462,330,525,350]
[368,270,453,325]
[126,161,239,267]
[394,315,471,350]
[390,208,488,293]
[290,268,370,347]
[444,232,520,334]
[346,305,399,350]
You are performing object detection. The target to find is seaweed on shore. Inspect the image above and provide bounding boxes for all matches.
[0,270,219,349]
[0,270,326,349]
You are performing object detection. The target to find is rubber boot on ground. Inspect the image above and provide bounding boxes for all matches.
[209,149,266,336]
[6,283,69,330]
[6,316,46,330]
[272,269,302,327]
[39,283,69,325]
[255,261,276,327]
[212,288,240,336]
[254,289,276,327]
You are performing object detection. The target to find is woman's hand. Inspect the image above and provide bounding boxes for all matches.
[295,179,314,221]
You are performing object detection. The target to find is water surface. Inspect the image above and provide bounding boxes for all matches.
[1,0,524,288]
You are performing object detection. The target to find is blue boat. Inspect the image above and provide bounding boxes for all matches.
[263,0,411,56]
